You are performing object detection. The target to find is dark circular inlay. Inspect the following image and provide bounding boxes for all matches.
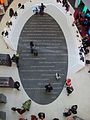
[18,13,68,105]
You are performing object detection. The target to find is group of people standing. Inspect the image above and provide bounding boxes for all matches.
[72,8,90,72]
[9,8,18,18]
[2,3,24,40]
[44,73,61,93]
[33,3,46,15]
[44,78,74,96]
[63,105,78,117]
[9,3,25,18]
[2,17,13,38]
[12,53,20,67]
[63,79,77,119]
[56,0,70,12]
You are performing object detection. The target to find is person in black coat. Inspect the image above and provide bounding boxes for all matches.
[5,31,8,37]
[14,81,20,91]
[62,0,67,7]
[66,86,74,96]
[18,3,21,8]
[11,107,26,114]
[39,3,46,15]
[9,8,14,17]
[38,112,45,120]
[63,109,72,117]
[14,11,18,19]
[65,3,70,12]
[70,105,78,114]
[30,41,34,54]
[45,83,53,92]
[12,53,19,67]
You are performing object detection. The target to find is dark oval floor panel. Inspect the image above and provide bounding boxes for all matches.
[18,13,68,105]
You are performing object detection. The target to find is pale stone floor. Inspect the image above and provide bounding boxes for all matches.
[0,0,90,120]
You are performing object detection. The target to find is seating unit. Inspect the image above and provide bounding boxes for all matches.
[0,54,12,66]
[0,94,7,103]
[0,111,6,120]
[0,77,14,88]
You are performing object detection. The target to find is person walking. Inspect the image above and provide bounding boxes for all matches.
[9,8,14,17]
[38,112,45,120]
[70,105,78,114]
[63,108,72,117]
[33,49,38,56]
[66,86,74,96]
[39,3,46,15]
[53,118,59,120]
[18,3,21,8]
[14,81,20,91]
[11,107,26,114]
[65,3,70,12]
[5,31,8,37]
[22,99,31,111]
[30,41,34,54]
[62,0,67,7]
[11,54,16,62]
[66,79,71,86]
[55,73,61,80]
[15,53,19,67]
[56,0,61,3]
[45,83,53,92]
[14,11,18,19]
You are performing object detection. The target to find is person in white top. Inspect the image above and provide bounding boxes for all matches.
[55,73,61,80]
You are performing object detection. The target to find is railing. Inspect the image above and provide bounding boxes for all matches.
[2,0,85,73]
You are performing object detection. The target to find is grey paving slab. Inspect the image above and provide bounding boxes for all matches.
[18,13,68,105]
